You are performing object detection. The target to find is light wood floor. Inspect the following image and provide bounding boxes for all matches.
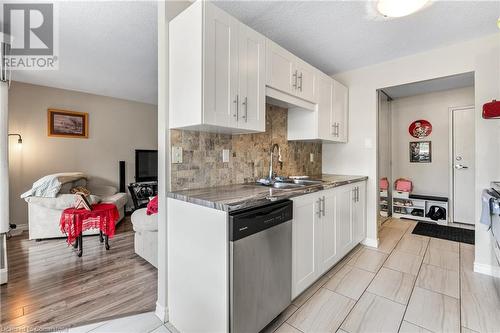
[262,218,500,333]
[0,218,158,331]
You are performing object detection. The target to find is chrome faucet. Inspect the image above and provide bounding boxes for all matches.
[269,143,282,180]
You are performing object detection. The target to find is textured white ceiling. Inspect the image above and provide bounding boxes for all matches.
[9,1,158,105]
[4,1,499,105]
[382,72,474,99]
[215,0,500,75]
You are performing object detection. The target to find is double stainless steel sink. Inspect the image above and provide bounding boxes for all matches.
[266,179,324,189]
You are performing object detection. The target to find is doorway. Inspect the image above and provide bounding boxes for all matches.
[450,106,475,225]
[376,72,475,228]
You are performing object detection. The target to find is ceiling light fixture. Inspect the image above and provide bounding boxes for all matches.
[377,0,430,18]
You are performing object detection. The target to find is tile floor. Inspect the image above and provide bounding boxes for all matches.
[65,218,500,333]
[266,218,500,333]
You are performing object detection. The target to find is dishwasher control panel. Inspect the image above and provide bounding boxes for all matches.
[229,200,293,241]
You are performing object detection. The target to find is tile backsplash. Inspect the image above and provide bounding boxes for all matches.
[170,104,322,190]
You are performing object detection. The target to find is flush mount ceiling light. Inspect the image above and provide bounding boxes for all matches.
[377,0,430,18]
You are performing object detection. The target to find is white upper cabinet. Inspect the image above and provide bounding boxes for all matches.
[288,72,348,143]
[317,74,335,141]
[332,80,349,142]
[294,59,316,103]
[237,24,266,132]
[266,39,317,104]
[202,2,239,129]
[170,1,347,137]
[170,1,265,133]
[266,39,295,96]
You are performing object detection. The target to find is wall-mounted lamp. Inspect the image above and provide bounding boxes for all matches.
[8,133,22,144]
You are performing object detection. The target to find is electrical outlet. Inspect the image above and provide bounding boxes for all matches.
[222,149,230,163]
[310,153,314,162]
[172,146,183,164]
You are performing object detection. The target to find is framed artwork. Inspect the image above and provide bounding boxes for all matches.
[409,141,431,163]
[48,109,88,138]
[409,119,432,138]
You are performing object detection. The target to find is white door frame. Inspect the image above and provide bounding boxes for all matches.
[448,105,474,224]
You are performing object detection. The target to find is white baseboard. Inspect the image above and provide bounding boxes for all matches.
[362,237,379,248]
[473,262,500,278]
[155,301,168,323]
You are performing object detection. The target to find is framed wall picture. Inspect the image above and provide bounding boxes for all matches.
[48,109,88,138]
[409,141,431,163]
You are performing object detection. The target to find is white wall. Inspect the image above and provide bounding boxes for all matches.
[157,0,192,322]
[323,33,500,274]
[391,87,474,198]
[8,82,158,228]
[378,92,392,217]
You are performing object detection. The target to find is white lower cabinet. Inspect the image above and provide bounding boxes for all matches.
[291,181,366,299]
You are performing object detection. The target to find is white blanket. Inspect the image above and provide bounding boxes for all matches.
[20,172,87,198]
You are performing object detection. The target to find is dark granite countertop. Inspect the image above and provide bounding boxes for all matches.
[167,174,368,212]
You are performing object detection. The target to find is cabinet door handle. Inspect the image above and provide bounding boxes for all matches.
[322,196,325,216]
[316,199,322,218]
[353,188,357,202]
[298,72,303,91]
[233,94,239,120]
[336,123,340,137]
[356,187,359,202]
[292,70,298,89]
[242,97,248,122]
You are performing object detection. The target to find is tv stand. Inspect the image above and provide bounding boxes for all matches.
[128,181,158,210]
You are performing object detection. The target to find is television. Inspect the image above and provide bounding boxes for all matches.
[135,150,158,182]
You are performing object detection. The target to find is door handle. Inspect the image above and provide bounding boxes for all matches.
[292,70,298,90]
[242,97,248,122]
[353,188,357,202]
[316,199,321,218]
[233,94,239,120]
[298,72,303,91]
[455,164,469,170]
[322,196,325,216]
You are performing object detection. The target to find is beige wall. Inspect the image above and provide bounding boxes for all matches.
[391,87,474,198]
[323,33,500,272]
[8,82,158,228]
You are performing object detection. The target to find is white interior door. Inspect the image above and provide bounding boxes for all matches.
[452,107,475,225]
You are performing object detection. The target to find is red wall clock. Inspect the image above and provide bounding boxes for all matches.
[409,120,432,138]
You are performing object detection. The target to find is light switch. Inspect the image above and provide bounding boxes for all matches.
[310,153,314,162]
[172,146,183,164]
[222,149,230,163]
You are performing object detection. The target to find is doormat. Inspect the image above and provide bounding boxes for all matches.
[412,222,474,245]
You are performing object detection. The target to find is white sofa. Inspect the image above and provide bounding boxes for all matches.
[25,181,128,240]
[131,208,157,268]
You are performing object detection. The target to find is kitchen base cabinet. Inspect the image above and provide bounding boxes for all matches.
[291,181,366,299]
[291,193,321,298]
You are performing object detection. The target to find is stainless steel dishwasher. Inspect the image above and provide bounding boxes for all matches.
[229,199,293,333]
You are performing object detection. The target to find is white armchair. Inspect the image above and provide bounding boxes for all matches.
[25,180,128,240]
[131,208,157,268]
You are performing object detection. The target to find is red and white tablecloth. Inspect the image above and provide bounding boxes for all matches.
[60,203,119,244]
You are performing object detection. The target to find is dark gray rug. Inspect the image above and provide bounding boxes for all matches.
[412,222,474,245]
